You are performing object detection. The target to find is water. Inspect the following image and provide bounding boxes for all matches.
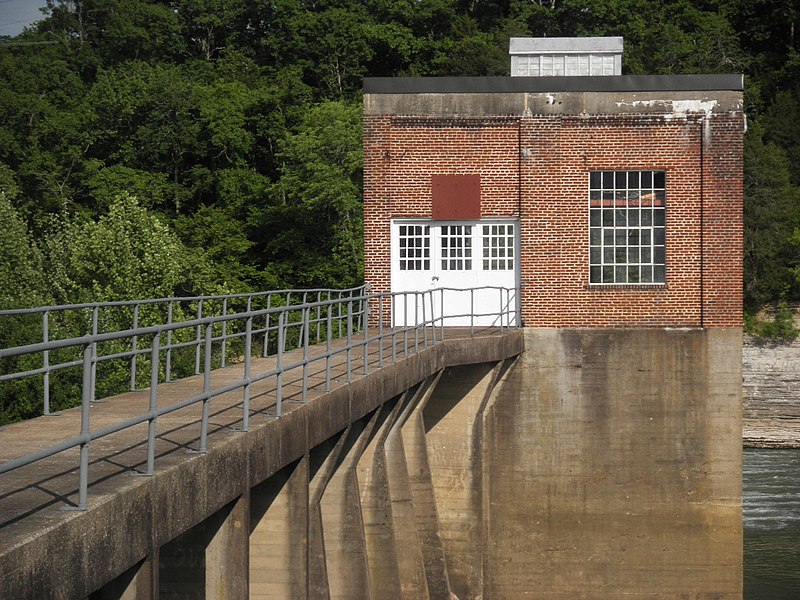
[744,449,800,599]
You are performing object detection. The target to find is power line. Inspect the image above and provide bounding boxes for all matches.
[0,40,57,46]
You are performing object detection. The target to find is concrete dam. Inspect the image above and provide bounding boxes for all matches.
[0,325,742,599]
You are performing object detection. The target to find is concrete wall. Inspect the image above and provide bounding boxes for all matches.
[481,328,742,599]
[0,334,521,600]
[1,328,743,599]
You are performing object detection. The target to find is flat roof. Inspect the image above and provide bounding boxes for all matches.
[509,36,623,54]
[363,74,744,94]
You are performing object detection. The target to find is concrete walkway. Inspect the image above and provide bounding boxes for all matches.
[0,326,510,540]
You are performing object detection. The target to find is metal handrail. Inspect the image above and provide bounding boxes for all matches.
[0,285,368,317]
[0,286,368,415]
[0,285,518,511]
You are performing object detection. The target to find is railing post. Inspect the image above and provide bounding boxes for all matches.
[302,307,310,403]
[221,298,228,368]
[403,293,408,357]
[422,293,428,348]
[195,299,204,374]
[63,343,93,511]
[316,291,322,344]
[378,296,384,368]
[428,290,435,344]
[78,342,92,509]
[130,304,139,391]
[90,306,99,402]
[300,292,308,351]
[440,288,445,340]
[346,300,353,383]
[241,315,252,432]
[198,323,212,454]
[499,287,504,330]
[414,293,419,352]
[363,295,370,375]
[263,294,272,357]
[356,289,363,332]
[276,311,284,417]
[337,292,343,338]
[165,301,174,382]
[325,305,332,392]
[42,310,55,416]
[144,333,160,476]
[391,295,397,363]
[471,289,475,335]
[283,293,291,353]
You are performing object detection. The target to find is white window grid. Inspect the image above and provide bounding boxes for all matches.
[398,224,430,271]
[482,224,514,270]
[588,170,666,285]
[514,54,617,77]
[440,225,472,271]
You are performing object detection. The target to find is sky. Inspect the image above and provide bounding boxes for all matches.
[0,0,48,37]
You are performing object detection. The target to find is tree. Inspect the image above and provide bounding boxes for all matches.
[743,125,800,308]
[260,100,363,287]
[39,0,185,64]
[49,194,194,302]
[761,88,800,185]
[0,165,47,309]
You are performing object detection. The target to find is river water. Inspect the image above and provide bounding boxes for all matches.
[743,449,800,599]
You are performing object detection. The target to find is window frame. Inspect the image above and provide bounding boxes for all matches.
[587,170,667,286]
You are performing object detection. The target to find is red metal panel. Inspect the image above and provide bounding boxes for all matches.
[431,175,481,220]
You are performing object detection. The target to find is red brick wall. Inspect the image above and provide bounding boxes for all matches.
[363,110,743,328]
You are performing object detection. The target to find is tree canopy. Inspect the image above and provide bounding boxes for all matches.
[0,0,798,310]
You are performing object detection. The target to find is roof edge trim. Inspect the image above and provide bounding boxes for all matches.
[363,75,744,94]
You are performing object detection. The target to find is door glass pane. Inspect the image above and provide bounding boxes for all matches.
[441,225,473,271]
[482,224,515,270]
[398,225,430,271]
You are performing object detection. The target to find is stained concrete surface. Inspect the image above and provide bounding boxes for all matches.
[482,328,742,599]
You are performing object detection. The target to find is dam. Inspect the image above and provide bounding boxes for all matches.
[0,287,741,598]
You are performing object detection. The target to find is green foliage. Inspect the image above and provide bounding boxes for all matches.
[0,174,48,309]
[761,89,800,184]
[52,195,190,302]
[744,302,800,343]
[0,0,797,323]
[743,124,800,308]
[263,100,363,287]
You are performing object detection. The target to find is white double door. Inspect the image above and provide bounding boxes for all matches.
[390,220,518,327]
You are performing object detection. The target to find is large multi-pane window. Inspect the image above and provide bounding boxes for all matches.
[589,170,666,284]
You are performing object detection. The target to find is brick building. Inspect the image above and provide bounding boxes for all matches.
[363,37,743,328]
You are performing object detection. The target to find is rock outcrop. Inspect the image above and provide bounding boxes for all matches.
[743,337,800,448]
